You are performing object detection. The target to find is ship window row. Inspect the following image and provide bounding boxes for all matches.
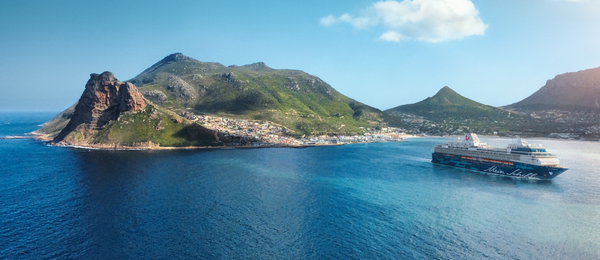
[435,148,520,161]
[513,147,547,153]
[461,156,514,165]
[531,152,556,157]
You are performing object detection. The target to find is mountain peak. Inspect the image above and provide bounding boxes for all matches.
[129,53,226,86]
[135,53,197,77]
[434,86,456,96]
[147,53,201,70]
[416,86,467,105]
[385,85,507,121]
[162,53,193,62]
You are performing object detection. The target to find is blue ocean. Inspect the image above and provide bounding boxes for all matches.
[1,112,599,259]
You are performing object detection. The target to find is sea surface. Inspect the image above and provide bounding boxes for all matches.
[1,112,599,259]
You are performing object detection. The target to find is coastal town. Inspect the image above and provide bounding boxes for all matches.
[388,109,600,141]
[178,112,410,147]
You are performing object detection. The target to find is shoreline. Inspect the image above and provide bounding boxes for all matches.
[26,132,342,151]
[5,133,595,151]
[18,132,416,151]
[52,142,342,151]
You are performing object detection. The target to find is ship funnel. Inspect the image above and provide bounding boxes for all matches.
[463,133,483,146]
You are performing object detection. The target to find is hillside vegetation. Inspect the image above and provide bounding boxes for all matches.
[129,53,387,136]
[91,104,222,147]
[386,86,534,135]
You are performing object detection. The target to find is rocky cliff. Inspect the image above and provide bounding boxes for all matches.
[54,72,147,143]
[509,66,600,110]
[44,71,222,148]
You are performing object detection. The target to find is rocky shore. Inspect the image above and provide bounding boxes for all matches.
[26,130,407,151]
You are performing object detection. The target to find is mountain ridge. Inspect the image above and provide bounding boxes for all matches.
[128,53,389,136]
[36,53,600,140]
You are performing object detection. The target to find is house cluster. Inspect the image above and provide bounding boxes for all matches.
[179,112,302,146]
[179,112,409,147]
[529,110,600,140]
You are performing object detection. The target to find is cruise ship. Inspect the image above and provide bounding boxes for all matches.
[432,133,568,179]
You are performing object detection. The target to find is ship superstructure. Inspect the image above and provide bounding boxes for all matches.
[432,133,568,179]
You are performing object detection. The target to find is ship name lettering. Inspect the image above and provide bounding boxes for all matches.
[483,166,537,178]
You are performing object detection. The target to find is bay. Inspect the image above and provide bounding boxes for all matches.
[1,112,599,259]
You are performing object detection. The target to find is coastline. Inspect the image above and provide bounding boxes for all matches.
[50,141,346,151]
[26,132,341,151]
[8,133,594,151]
[51,142,341,151]
[20,131,416,151]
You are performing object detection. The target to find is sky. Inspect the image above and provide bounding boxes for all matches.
[1,0,600,112]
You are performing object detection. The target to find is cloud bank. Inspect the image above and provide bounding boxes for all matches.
[320,0,488,43]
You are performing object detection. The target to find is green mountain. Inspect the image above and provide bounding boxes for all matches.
[129,53,386,136]
[386,86,510,120]
[384,86,533,135]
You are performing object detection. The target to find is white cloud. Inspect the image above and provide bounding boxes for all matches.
[320,15,337,26]
[321,13,376,29]
[321,0,488,43]
[379,31,403,42]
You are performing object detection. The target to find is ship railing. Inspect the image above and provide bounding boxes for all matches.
[532,153,557,158]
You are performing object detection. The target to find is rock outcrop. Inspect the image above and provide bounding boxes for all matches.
[510,66,600,110]
[165,75,197,100]
[54,72,147,143]
[119,82,146,112]
[221,72,240,84]
[140,90,168,104]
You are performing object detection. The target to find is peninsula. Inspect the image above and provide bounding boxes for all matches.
[34,54,409,149]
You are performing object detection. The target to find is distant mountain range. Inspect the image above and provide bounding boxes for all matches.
[36,53,600,144]
[387,67,600,138]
